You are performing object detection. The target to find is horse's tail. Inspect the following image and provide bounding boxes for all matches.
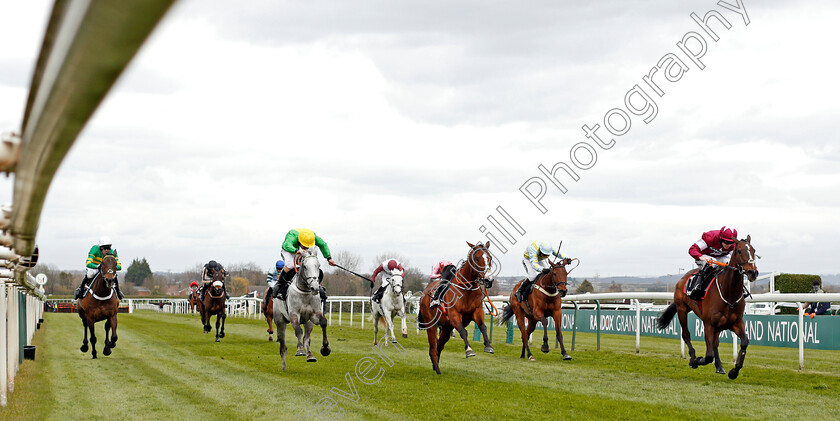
[656,303,677,331]
[498,303,514,326]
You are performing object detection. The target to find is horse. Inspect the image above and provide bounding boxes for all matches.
[656,236,759,379]
[262,287,276,341]
[499,259,571,362]
[418,241,494,375]
[77,254,120,359]
[188,283,200,315]
[272,250,331,371]
[370,271,407,344]
[198,269,227,342]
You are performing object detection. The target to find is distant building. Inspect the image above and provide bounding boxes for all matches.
[135,287,151,297]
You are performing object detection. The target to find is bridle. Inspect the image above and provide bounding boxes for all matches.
[714,240,758,309]
[449,244,491,292]
[294,254,320,296]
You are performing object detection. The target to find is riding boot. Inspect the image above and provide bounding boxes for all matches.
[319,286,328,302]
[199,284,207,301]
[265,285,274,301]
[113,278,125,300]
[430,280,448,308]
[688,266,710,300]
[516,280,532,302]
[224,285,230,299]
[373,286,385,303]
[74,276,91,300]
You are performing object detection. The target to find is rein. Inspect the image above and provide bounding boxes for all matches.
[88,271,115,301]
[706,257,751,309]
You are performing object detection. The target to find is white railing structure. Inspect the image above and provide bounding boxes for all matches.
[1,0,176,406]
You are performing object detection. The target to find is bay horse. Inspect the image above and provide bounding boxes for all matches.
[656,236,758,379]
[418,241,494,375]
[199,269,227,342]
[272,250,331,371]
[370,271,407,344]
[499,259,571,361]
[77,254,120,359]
[188,282,200,314]
[262,287,276,341]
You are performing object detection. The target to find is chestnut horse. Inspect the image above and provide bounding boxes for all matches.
[199,270,227,342]
[500,259,571,361]
[656,236,758,379]
[418,241,494,374]
[77,254,120,359]
[188,283,200,315]
[262,287,276,341]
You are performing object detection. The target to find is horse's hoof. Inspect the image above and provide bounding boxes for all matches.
[219,332,225,338]
[562,354,572,361]
[484,346,494,354]
[215,338,220,342]
[295,350,306,357]
[80,345,88,353]
[390,339,398,344]
[268,337,274,342]
[528,355,536,362]
[402,333,408,338]
[540,345,550,354]
[716,367,726,375]
[92,355,97,359]
[307,357,317,363]
[465,350,476,358]
[689,359,699,369]
[728,368,740,380]
[103,347,112,356]
[320,347,331,357]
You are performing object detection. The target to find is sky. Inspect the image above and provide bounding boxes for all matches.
[1,0,839,279]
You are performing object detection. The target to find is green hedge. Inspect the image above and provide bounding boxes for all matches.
[775,273,821,314]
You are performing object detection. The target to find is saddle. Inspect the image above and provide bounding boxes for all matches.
[686,266,724,300]
[515,272,547,302]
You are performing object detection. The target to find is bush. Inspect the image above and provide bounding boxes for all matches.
[774,273,821,314]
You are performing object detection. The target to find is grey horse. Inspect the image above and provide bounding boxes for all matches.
[272,251,331,371]
[370,270,407,344]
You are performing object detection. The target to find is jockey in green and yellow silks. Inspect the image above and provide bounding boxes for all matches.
[74,236,125,300]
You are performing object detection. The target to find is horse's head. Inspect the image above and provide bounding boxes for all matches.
[100,254,118,289]
[298,253,321,294]
[209,270,226,297]
[547,260,569,297]
[388,270,404,295]
[732,235,759,282]
[465,241,492,281]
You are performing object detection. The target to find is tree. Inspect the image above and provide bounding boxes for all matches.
[607,281,622,293]
[125,258,152,285]
[576,279,594,294]
[230,276,249,296]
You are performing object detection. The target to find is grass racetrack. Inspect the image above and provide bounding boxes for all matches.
[3,311,839,420]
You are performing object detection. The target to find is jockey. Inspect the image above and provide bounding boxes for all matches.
[73,236,124,300]
[517,241,570,302]
[189,281,199,292]
[199,260,229,300]
[429,260,456,308]
[264,260,285,301]
[686,226,737,300]
[371,259,405,303]
[277,228,336,300]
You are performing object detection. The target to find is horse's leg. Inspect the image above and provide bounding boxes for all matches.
[219,311,226,339]
[103,319,113,356]
[677,306,699,367]
[437,324,454,356]
[728,320,749,380]
[553,308,571,360]
[711,330,726,374]
[373,311,380,345]
[385,309,396,343]
[451,313,475,358]
[318,312,330,356]
[109,313,118,349]
[533,308,549,354]
[277,320,288,371]
[80,317,89,353]
[697,322,717,367]
[290,313,306,357]
[513,309,529,359]
[399,307,408,338]
[265,301,275,342]
[426,320,441,374]
[473,308,494,354]
[304,321,316,362]
[523,316,538,361]
[89,321,98,359]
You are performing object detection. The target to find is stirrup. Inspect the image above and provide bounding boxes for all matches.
[430,298,440,308]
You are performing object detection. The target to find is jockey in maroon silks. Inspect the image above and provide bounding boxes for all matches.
[370,259,405,303]
[686,226,737,300]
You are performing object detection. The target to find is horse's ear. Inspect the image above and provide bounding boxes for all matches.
[746,234,751,243]
[466,241,474,248]
[484,241,490,249]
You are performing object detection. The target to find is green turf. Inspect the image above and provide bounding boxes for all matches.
[2,311,839,420]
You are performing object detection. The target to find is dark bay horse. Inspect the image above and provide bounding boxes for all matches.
[199,270,227,342]
[262,287,276,341]
[418,241,494,374]
[656,236,758,379]
[500,259,571,361]
[77,254,120,359]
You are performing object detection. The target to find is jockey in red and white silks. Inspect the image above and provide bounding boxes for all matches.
[371,259,405,301]
[685,226,737,299]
